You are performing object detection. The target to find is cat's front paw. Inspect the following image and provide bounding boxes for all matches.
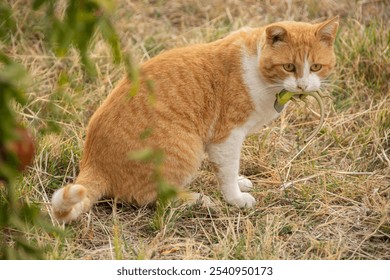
[225,192,256,208]
[238,176,253,192]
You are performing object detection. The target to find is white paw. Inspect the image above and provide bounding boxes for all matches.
[238,176,253,192]
[225,192,256,208]
[181,192,216,207]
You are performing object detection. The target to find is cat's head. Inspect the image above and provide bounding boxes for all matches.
[259,17,339,93]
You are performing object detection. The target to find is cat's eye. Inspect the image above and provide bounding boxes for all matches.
[283,63,296,72]
[310,64,322,72]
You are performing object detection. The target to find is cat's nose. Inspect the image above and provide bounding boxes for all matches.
[297,82,308,91]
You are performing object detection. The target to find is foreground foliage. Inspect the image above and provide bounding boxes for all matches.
[0,0,122,259]
[2,0,389,259]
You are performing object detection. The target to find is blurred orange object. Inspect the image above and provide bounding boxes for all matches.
[13,127,35,171]
[2,127,36,172]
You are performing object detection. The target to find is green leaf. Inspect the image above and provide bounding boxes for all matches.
[139,127,153,140]
[91,0,116,13]
[0,2,16,40]
[99,18,122,63]
[157,180,177,205]
[129,148,165,164]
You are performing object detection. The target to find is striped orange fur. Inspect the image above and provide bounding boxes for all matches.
[51,17,339,223]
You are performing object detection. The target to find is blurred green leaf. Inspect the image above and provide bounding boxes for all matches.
[34,0,123,75]
[122,53,141,96]
[139,127,153,141]
[156,180,177,206]
[99,18,122,63]
[91,0,116,13]
[0,0,139,260]
[0,2,16,40]
[129,148,163,163]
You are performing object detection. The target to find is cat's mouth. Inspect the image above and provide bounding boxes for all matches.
[274,89,315,110]
[274,89,326,142]
[273,89,295,113]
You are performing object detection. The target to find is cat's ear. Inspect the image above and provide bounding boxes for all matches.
[316,16,339,46]
[265,25,287,46]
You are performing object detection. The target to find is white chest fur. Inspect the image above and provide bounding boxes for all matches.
[205,51,282,208]
[241,51,284,135]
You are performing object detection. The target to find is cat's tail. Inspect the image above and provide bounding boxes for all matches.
[51,184,94,223]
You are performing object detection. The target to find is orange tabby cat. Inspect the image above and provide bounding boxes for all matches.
[52,17,339,222]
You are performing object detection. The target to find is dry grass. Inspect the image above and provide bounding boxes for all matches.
[5,0,389,259]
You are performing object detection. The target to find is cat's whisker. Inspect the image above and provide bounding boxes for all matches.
[257,86,282,92]
[255,84,285,95]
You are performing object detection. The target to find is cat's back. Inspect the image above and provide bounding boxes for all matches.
[83,28,262,150]
[85,29,262,151]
